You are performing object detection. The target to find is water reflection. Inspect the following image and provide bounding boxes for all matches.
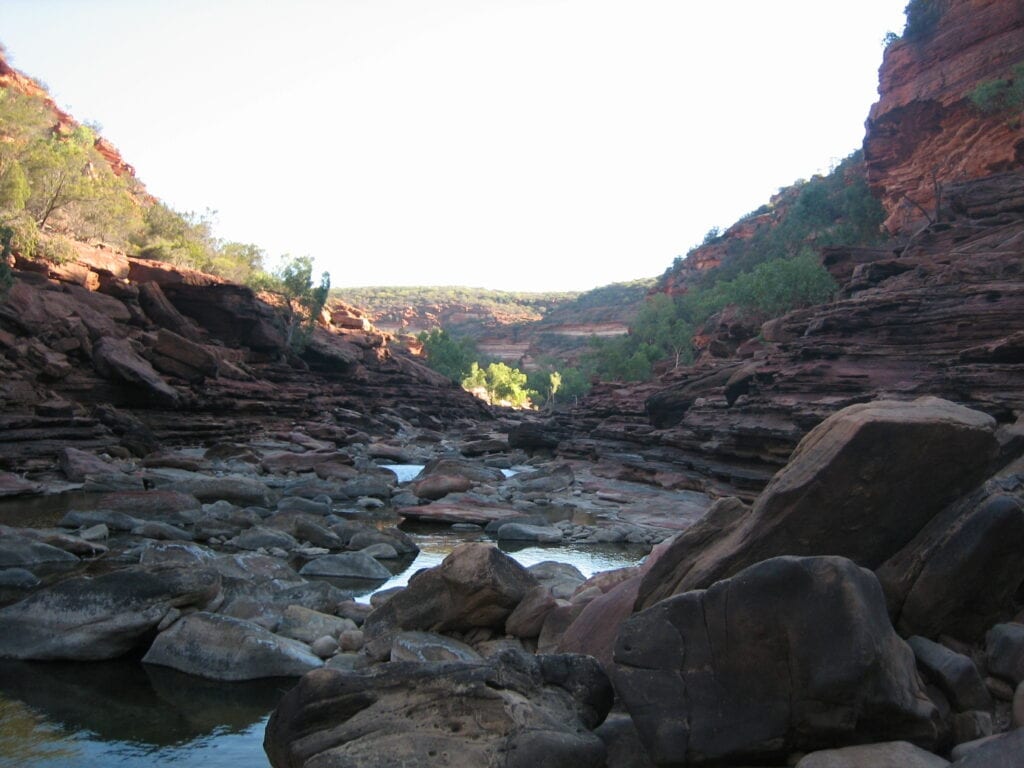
[0,657,288,768]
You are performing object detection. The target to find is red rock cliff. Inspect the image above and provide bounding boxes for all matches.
[864,0,1024,234]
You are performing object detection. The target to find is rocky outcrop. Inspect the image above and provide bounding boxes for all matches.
[264,651,613,768]
[615,556,939,765]
[0,247,491,474]
[864,0,1024,233]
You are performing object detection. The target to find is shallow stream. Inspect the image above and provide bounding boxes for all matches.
[0,484,648,767]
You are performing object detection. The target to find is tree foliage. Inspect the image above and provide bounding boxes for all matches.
[416,328,478,383]
[261,255,330,349]
[462,361,537,408]
[969,63,1024,121]
[590,251,836,381]
[902,0,946,42]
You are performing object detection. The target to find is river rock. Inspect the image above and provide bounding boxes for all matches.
[907,636,992,712]
[505,585,559,638]
[346,527,419,556]
[139,540,216,567]
[264,651,613,768]
[60,509,141,532]
[0,567,40,589]
[276,605,357,644]
[495,522,563,543]
[615,556,938,765]
[636,398,999,608]
[0,535,79,567]
[948,729,1024,766]
[148,469,273,507]
[412,473,473,500]
[507,463,575,494]
[143,612,322,681]
[0,565,221,660]
[984,623,1024,684]
[795,741,949,768]
[227,526,299,552]
[362,543,537,660]
[131,520,193,541]
[527,561,585,599]
[420,457,506,484]
[299,551,391,580]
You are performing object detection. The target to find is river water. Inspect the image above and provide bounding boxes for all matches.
[0,479,648,768]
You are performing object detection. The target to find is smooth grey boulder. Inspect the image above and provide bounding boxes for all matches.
[985,623,1024,685]
[495,523,563,543]
[276,605,356,644]
[0,567,40,589]
[131,520,193,541]
[949,729,1024,766]
[227,526,299,552]
[347,527,419,556]
[615,556,938,765]
[264,651,613,768]
[362,543,537,660]
[908,636,992,712]
[143,612,322,681]
[0,565,221,660]
[0,535,79,567]
[796,741,949,767]
[147,468,273,507]
[636,398,998,609]
[298,551,391,580]
[527,560,585,599]
[60,509,140,531]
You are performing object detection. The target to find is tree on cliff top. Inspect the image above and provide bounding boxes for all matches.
[255,255,330,350]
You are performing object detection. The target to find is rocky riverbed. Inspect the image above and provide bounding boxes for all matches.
[2,396,1023,767]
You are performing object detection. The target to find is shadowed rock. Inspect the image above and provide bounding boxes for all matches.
[616,556,938,765]
[264,651,612,768]
[0,565,221,660]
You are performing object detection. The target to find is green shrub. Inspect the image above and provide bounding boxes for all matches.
[969,63,1024,119]
[903,0,946,42]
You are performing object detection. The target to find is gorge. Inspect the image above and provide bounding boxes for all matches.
[2,1,1024,767]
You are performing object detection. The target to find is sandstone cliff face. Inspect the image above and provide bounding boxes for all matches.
[0,247,489,475]
[864,0,1024,233]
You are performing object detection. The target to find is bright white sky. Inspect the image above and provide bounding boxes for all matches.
[1,1,907,292]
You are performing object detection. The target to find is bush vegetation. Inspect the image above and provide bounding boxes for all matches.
[0,83,332,349]
[902,0,946,42]
[969,63,1024,122]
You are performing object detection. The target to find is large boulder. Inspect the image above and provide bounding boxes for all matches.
[142,612,323,681]
[878,489,1024,642]
[92,336,182,406]
[636,398,998,608]
[264,651,613,768]
[362,543,537,660]
[615,556,938,765]
[0,565,221,660]
[795,741,948,768]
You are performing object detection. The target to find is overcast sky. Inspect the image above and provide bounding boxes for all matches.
[1,1,907,292]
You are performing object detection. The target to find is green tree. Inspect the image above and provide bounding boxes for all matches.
[462,361,536,408]
[417,328,478,382]
[271,255,330,349]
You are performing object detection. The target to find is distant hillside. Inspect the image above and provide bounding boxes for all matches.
[334,280,653,369]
